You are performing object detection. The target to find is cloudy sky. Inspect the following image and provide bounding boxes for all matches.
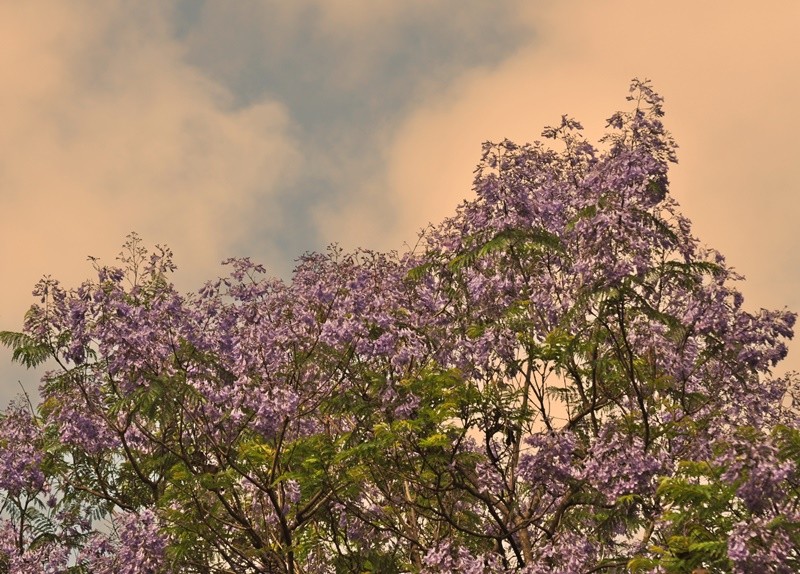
[2,1,799,404]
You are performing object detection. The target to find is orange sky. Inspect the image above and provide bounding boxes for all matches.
[2,1,799,402]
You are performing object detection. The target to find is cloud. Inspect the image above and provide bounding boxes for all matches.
[172,0,528,263]
[0,2,298,291]
[181,0,523,93]
[0,2,298,401]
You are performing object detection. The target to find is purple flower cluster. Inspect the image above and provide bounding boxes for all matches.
[80,509,171,574]
[0,520,70,574]
[421,540,508,574]
[728,514,800,573]
[522,530,597,574]
[0,402,44,495]
[575,426,664,504]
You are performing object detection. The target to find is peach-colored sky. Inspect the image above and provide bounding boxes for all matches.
[2,1,799,403]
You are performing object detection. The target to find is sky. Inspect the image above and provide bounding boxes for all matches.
[2,1,799,405]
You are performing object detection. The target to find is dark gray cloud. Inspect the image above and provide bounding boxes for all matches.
[168,1,529,270]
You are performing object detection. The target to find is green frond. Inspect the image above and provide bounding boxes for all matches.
[0,330,52,368]
[448,227,562,272]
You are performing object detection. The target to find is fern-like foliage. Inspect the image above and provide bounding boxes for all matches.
[0,330,51,368]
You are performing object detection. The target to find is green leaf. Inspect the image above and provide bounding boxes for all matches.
[447,227,562,272]
[405,262,435,282]
[419,433,450,449]
[688,540,727,559]
[627,556,658,572]
[0,330,52,368]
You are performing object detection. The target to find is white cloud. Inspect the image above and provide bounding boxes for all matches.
[0,1,298,291]
[0,2,299,402]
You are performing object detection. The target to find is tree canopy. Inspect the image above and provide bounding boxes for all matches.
[2,80,798,573]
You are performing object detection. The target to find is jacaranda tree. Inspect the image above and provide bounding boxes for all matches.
[2,80,798,573]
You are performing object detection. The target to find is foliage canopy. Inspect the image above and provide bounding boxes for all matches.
[2,80,799,573]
